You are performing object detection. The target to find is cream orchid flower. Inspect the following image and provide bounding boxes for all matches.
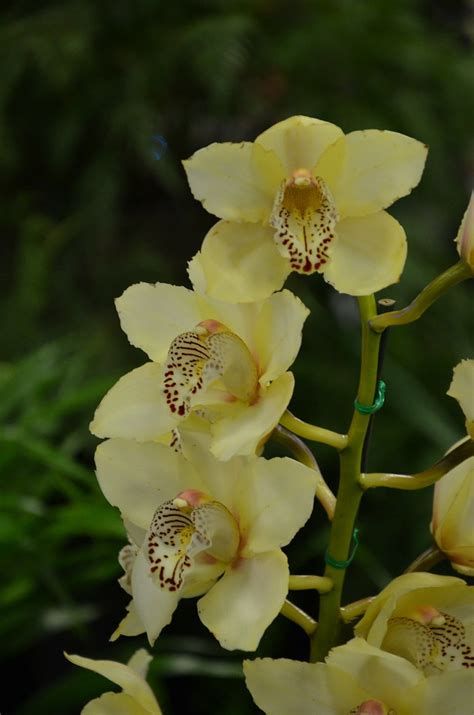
[455,192,474,269]
[430,360,474,575]
[95,436,317,651]
[447,359,474,439]
[90,282,308,461]
[184,115,428,300]
[244,638,472,714]
[65,649,162,715]
[431,453,474,576]
[355,572,474,675]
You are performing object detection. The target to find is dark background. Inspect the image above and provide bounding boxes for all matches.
[1,1,473,713]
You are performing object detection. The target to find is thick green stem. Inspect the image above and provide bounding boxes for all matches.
[369,260,473,333]
[310,295,382,662]
[360,438,474,489]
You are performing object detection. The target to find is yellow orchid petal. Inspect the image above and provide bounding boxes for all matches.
[447,359,474,437]
[116,283,201,363]
[177,435,244,508]
[90,363,177,441]
[127,650,152,679]
[326,639,423,703]
[198,289,309,382]
[131,549,181,646]
[237,457,316,555]
[210,372,294,460]
[244,658,366,715]
[254,290,309,385]
[432,452,472,533]
[432,457,474,573]
[394,583,474,628]
[316,129,428,218]
[355,572,465,646]
[65,650,161,715]
[323,211,407,295]
[455,192,474,268]
[177,440,317,553]
[111,601,144,641]
[180,553,225,598]
[416,669,474,715]
[195,293,264,354]
[197,549,288,650]
[82,692,150,715]
[183,141,283,222]
[255,115,343,175]
[245,652,472,715]
[122,519,147,549]
[95,439,201,530]
[188,221,290,302]
[355,575,474,676]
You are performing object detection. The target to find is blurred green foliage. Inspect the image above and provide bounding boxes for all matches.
[1,1,472,712]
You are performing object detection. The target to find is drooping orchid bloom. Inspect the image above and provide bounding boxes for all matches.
[95,436,316,651]
[430,358,474,575]
[355,572,474,675]
[244,638,471,714]
[91,283,308,460]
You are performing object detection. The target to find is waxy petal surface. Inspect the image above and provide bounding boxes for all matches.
[355,572,466,647]
[183,141,283,222]
[188,221,290,303]
[131,549,181,646]
[90,363,177,440]
[95,439,200,529]
[197,549,288,650]
[323,211,407,295]
[433,458,474,573]
[256,115,343,175]
[111,602,145,640]
[326,638,423,701]
[116,283,201,363]
[416,669,474,715]
[317,129,427,218]
[254,290,309,384]
[244,658,365,715]
[82,691,150,715]
[237,456,316,555]
[210,372,294,460]
[65,650,160,714]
